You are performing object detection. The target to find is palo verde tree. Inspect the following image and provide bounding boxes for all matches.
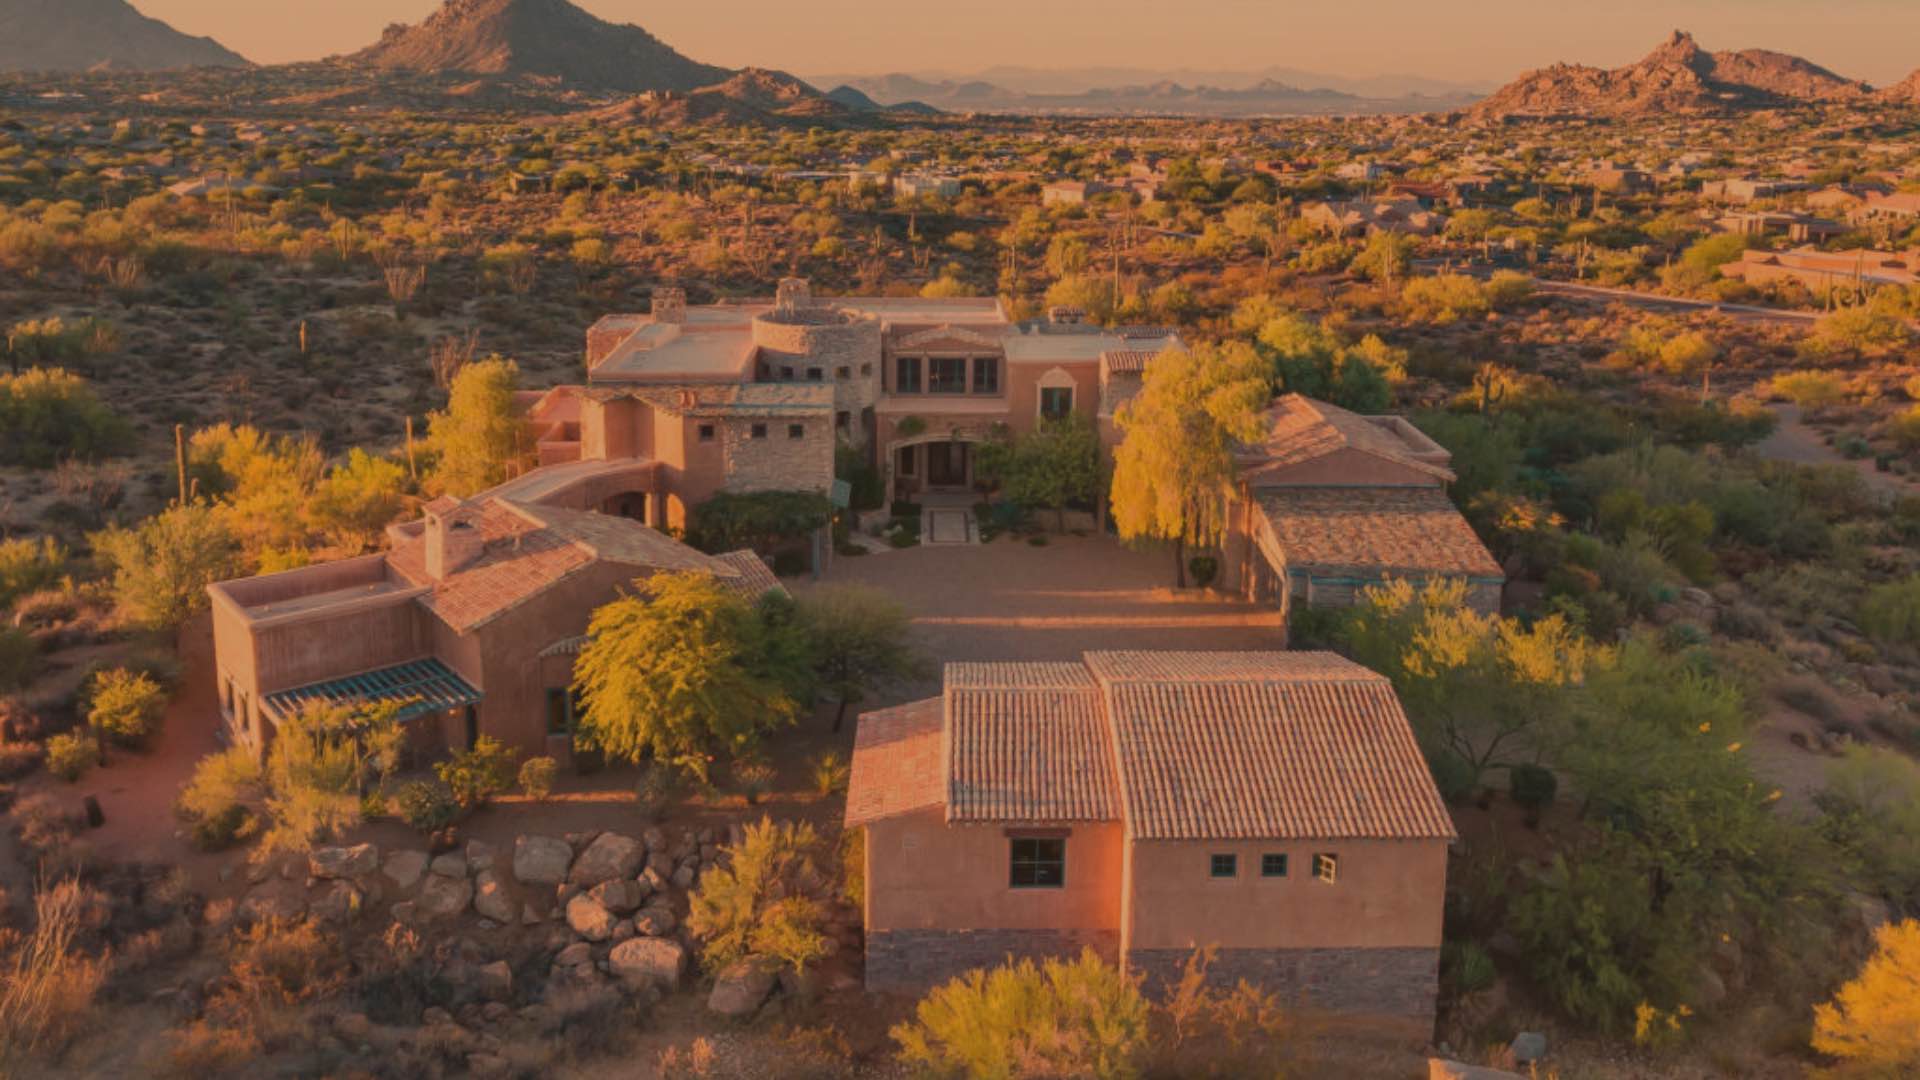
[798,585,930,732]
[1109,343,1269,586]
[572,572,803,781]
[424,356,528,498]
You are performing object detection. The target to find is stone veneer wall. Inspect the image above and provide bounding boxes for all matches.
[751,311,883,445]
[718,415,835,494]
[865,928,1121,992]
[1127,946,1441,1021]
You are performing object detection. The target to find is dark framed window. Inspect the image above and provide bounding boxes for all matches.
[928,356,968,394]
[836,366,851,379]
[697,423,716,442]
[787,423,805,440]
[1313,853,1338,884]
[897,445,916,478]
[1261,853,1289,878]
[1210,853,1238,879]
[545,688,573,735]
[972,356,1000,394]
[751,423,768,439]
[895,355,922,394]
[836,411,850,430]
[1010,837,1066,889]
[1040,386,1074,420]
[779,365,794,379]
[807,367,823,382]
[861,363,873,376]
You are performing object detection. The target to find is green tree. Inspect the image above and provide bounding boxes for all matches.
[799,586,929,732]
[424,357,527,497]
[1350,230,1414,285]
[572,572,801,781]
[1110,344,1269,586]
[1002,414,1102,530]
[307,449,410,552]
[0,367,131,468]
[91,502,243,630]
[86,668,167,746]
[686,817,831,974]
[892,950,1150,1080]
[1813,919,1920,1072]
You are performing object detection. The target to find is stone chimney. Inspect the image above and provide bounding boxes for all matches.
[774,277,813,317]
[1048,305,1086,326]
[653,287,687,325]
[423,499,486,581]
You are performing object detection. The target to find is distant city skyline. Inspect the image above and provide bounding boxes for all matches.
[138,0,1920,87]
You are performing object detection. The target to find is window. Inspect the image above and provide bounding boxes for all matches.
[779,365,794,380]
[545,688,572,736]
[861,363,873,376]
[1313,853,1338,884]
[698,423,716,442]
[807,367,823,382]
[896,445,916,478]
[1261,853,1289,878]
[836,411,850,431]
[751,423,768,439]
[895,355,922,394]
[836,366,851,379]
[1040,386,1074,420]
[1009,837,1066,888]
[787,423,805,440]
[972,356,1000,394]
[929,356,968,394]
[1210,853,1238,879]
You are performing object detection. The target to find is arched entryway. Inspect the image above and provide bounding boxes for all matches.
[599,491,648,523]
[888,432,990,500]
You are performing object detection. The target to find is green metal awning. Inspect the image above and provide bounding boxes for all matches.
[262,658,482,725]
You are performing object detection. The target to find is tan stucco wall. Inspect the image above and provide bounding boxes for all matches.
[1122,838,1449,954]
[865,811,1125,936]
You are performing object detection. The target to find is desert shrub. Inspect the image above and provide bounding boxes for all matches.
[91,501,242,630]
[1149,947,1298,1078]
[0,877,110,1070]
[732,756,777,804]
[1186,554,1220,588]
[45,732,97,782]
[1509,763,1559,817]
[1484,270,1535,308]
[1402,273,1490,324]
[684,490,833,554]
[688,817,831,975]
[633,763,681,822]
[178,745,263,851]
[1861,575,1920,648]
[0,367,132,468]
[1812,919,1920,1072]
[1428,749,1478,804]
[0,626,35,693]
[518,755,557,800]
[839,828,864,909]
[391,780,458,833]
[1762,369,1851,408]
[1815,747,1920,912]
[85,667,167,746]
[810,750,850,796]
[892,949,1149,1080]
[1442,940,1497,996]
[432,735,517,809]
[0,535,66,608]
[179,918,349,1063]
[0,736,42,780]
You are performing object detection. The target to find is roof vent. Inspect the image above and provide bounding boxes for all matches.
[653,287,687,325]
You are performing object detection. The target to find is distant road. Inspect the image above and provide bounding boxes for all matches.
[1416,261,1821,327]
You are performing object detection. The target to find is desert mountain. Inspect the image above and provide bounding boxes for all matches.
[1879,70,1920,104]
[584,69,864,129]
[1471,30,1871,120]
[349,0,726,93]
[0,0,248,72]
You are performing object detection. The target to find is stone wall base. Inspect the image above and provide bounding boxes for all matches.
[865,928,1120,992]
[1127,945,1440,1023]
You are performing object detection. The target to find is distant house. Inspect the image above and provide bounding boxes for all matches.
[1580,166,1652,194]
[1041,180,1101,206]
[1716,211,1848,243]
[892,173,961,199]
[1720,246,1919,292]
[1701,177,1808,204]
[846,649,1454,1030]
[1852,192,1920,227]
[1221,395,1503,614]
[1299,197,1446,237]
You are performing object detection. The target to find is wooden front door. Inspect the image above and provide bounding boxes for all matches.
[926,441,969,489]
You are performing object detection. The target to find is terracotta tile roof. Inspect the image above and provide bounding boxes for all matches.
[1256,487,1504,581]
[946,661,1120,824]
[387,498,739,634]
[1243,395,1453,483]
[845,698,946,826]
[711,550,786,599]
[1085,651,1456,843]
[1100,350,1155,375]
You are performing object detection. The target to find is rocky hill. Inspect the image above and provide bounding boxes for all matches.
[584,69,864,129]
[348,0,726,93]
[0,0,248,72]
[1470,30,1871,120]
[1879,70,1920,104]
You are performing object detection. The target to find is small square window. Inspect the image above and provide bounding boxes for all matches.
[751,423,768,439]
[1261,854,1288,878]
[1210,853,1238,879]
[1010,837,1065,889]
[836,366,851,379]
[861,363,873,376]
[807,367,823,382]
[787,423,805,440]
[698,423,716,442]
[780,366,794,380]
[836,411,850,430]
[1040,386,1074,420]
[1313,853,1338,884]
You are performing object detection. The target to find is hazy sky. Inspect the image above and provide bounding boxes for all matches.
[139,0,1920,86]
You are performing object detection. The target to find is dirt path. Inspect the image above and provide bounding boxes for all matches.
[1752,404,1918,497]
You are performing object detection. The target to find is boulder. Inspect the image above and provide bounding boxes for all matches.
[707,958,777,1017]
[641,866,670,894]
[633,905,676,937]
[642,826,665,852]
[588,879,644,915]
[476,960,513,1002]
[309,880,362,923]
[569,833,646,887]
[466,839,497,873]
[430,851,469,878]
[1509,1032,1547,1065]
[1430,1062,1524,1080]
[514,836,574,886]
[554,942,593,968]
[472,870,516,924]
[333,1012,372,1042]
[608,937,686,988]
[417,872,474,921]
[309,843,379,880]
[240,878,306,922]
[382,850,428,891]
[565,894,617,941]
[670,865,695,890]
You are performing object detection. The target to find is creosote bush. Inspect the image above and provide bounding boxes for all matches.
[687,817,831,975]
[45,732,97,782]
[892,949,1149,1080]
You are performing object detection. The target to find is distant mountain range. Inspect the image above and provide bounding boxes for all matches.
[0,0,248,72]
[806,71,1477,117]
[1470,30,1888,119]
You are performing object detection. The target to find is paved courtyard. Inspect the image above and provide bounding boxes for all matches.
[794,533,1287,704]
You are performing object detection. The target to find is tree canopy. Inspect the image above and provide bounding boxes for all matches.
[425,356,527,497]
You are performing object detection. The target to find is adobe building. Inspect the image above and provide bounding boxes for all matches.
[208,495,780,760]
[1220,395,1505,615]
[845,650,1455,1028]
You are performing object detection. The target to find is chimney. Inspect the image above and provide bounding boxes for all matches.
[653,287,687,325]
[423,500,486,581]
[774,277,812,317]
[1048,305,1086,326]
